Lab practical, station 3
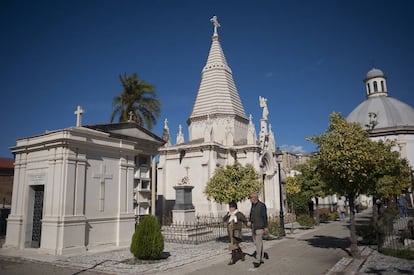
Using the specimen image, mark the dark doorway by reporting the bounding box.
[31,185,44,248]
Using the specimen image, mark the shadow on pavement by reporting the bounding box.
[301,235,352,256]
[362,266,413,274]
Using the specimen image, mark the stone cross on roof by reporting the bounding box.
[74,105,84,127]
[210,15,220,36]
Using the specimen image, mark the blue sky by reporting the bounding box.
[1,0,414,158]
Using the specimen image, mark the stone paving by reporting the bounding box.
[51,241,232,274]
[358,248,414,275]
[1,210,414,274]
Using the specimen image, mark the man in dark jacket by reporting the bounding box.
[247,192,269,267]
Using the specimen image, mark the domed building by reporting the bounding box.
[347,68,414,205]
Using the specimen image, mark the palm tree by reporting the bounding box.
[110,73,161,130]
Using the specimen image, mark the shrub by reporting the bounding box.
[377,207,399,235]
[381,248,414,260]
[130,215,164,260]
[356,220,377,245]
[320,213,329,223]
[328,212,339,221]
[357,207,399,247]
[268,221,283,237]
[297,214,316,228]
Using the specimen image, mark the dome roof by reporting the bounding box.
[348,67,414,130]
[365,68,385,80]
[347,96,414,129]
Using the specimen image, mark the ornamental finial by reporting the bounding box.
[210,15,220,36]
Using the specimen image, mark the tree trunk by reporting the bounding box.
[315,197,320,225]
[372,197,379,224]
[348,194,360,258]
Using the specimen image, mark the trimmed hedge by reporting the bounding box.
[130,215,164,260]
[297,214,316,228]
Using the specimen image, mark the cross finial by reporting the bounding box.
[210,15,220,36]
[74,105,84,127]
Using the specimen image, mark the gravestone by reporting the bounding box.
[163,183,212,243]
[172,185,195,223]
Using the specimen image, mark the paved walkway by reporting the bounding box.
[1,209,413,274]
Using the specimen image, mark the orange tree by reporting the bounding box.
[204,162,261,204]
[292,158,331,225]
[285,175,307,215]
[307,113,411,257]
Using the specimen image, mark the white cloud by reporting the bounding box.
[280,144,306,154]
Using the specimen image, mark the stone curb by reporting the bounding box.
[326,246,373,275]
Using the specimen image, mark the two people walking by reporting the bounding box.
[223,192,269,268]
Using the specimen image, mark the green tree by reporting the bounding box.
[285,176,301,195]
[111,73,161,130]
[285,176,308,215]
[204,162,261,204]
[293,159,331,225]
[370,141,412,199]
[308,113,411,258]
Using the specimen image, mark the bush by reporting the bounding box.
[356,221,377,245]
[357,207,399,247]
[381,248,414,260]
[328,212,339,221]
[319,212,338,222]
[268,221,283,237]
[377,207,399,235]
[130,215,164,260]
[297,214,316,228]
[319,213,330,223]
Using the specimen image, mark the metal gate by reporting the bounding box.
[31,185,44,248]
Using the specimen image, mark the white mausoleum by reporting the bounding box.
[157,16,282,217]
[5,115,164,255]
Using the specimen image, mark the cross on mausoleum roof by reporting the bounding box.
[74,105,84,127]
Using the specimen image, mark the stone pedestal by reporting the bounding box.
[172,185,195,224]
[164,185,213,243]
[171,209,196,224]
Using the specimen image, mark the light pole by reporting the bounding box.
[275,148,285,236]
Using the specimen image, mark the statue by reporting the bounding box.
[128,111,134,122]
[179,176,190,185]
[259,96,269,120]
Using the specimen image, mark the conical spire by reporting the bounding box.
[189,16,247,122]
